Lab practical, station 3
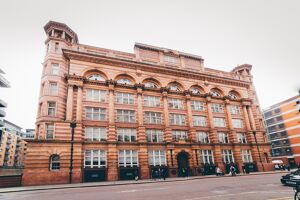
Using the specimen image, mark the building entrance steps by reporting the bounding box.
[0,170,290,193]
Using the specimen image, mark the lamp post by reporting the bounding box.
[253,131,265,171]
[69,121,77,184]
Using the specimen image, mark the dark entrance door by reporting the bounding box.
[288,158,296,168]
[177,152,189,177]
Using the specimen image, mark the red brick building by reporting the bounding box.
[22,21,273,186]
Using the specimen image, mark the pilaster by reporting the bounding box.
[186,93,196,141]
[108,83,116,142]
[66,85,74,121]
[206,96,214,129]
[137,87,146,142]
[76,86,83,121]
[107,144,118,181]
[162,90,172,142]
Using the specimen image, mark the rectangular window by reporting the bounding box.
[85,127,107,141]
[86,89,106,102]
[230,105,241,115]
[172,130,188,141]
[51,63,59,75]
[148,150,166,166]
[237,133,247,143]
[117,128,137,142]
[168,98,183,109]
[118,150,138,167]
[49,82,58,95]
[221,149,234,164]
[198,150,214,164]
[47,102,56,116]
[46,124,54,139]
[170,114,186,125]
[241,149,252,163]
[144,112,162,124]
[190,101,205,111]
[213,117,226,127]
[116,109,135,123]
[196,132,209,143]
[84,150,106,168]
[218,132,229,143]
[144,95,160,107]
[85,107,106,120]
[146,129,164,142]
[192,116,207,126]
[211,103,224,113]
[116,92,134,104]
[232,119,244,128]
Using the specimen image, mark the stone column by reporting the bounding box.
[137,86,146,142]
[206,97,214,129]
[247,106,256,131]
[225,100,237,143]
[107,144,118,181]
[242,105,251,131]
[76,86,83,121]
[139,145,149,179]
[107,83,116,142]
[213,145,225,172]
[66,85,74,121]
[186,93,196,141]
[206,96,216,143]
[162,90,172,142]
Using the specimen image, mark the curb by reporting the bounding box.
[0,171,288,193]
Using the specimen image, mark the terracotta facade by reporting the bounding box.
[263,95,300,166]
[23,21,273,186]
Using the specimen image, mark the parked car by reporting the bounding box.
[281,169,300,186]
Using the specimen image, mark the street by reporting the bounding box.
[0,173,295,200]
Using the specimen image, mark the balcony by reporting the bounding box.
[0,109,6,117]
[0,99,7,108]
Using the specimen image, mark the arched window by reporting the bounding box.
[168,83,182,92]
[116,78,132,85]
[210,89,221,97]
[50,154,60,171]
[144,82,157,88]
[228,91,239,100]
[169,85,180,91]
[190,87,201,95]
[88,74,105,81]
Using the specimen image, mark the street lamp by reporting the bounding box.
[69,121,77,184]
[253,131,265,172]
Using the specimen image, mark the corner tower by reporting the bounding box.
[23,21,83,185]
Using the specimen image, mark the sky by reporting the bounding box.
[0,0,299,129]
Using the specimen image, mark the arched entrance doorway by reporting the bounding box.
[177,151,189,177]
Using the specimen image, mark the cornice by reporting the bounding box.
[62,49,251,88]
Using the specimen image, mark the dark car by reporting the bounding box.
[281,169,300,186]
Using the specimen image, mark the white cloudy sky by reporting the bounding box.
[0,0,299,129]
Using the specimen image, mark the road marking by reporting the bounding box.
[184,190,292,200]
[118,187,169,193]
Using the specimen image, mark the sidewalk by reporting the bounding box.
[0,170,289,193]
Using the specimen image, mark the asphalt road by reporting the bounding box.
[0,173,295,200]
